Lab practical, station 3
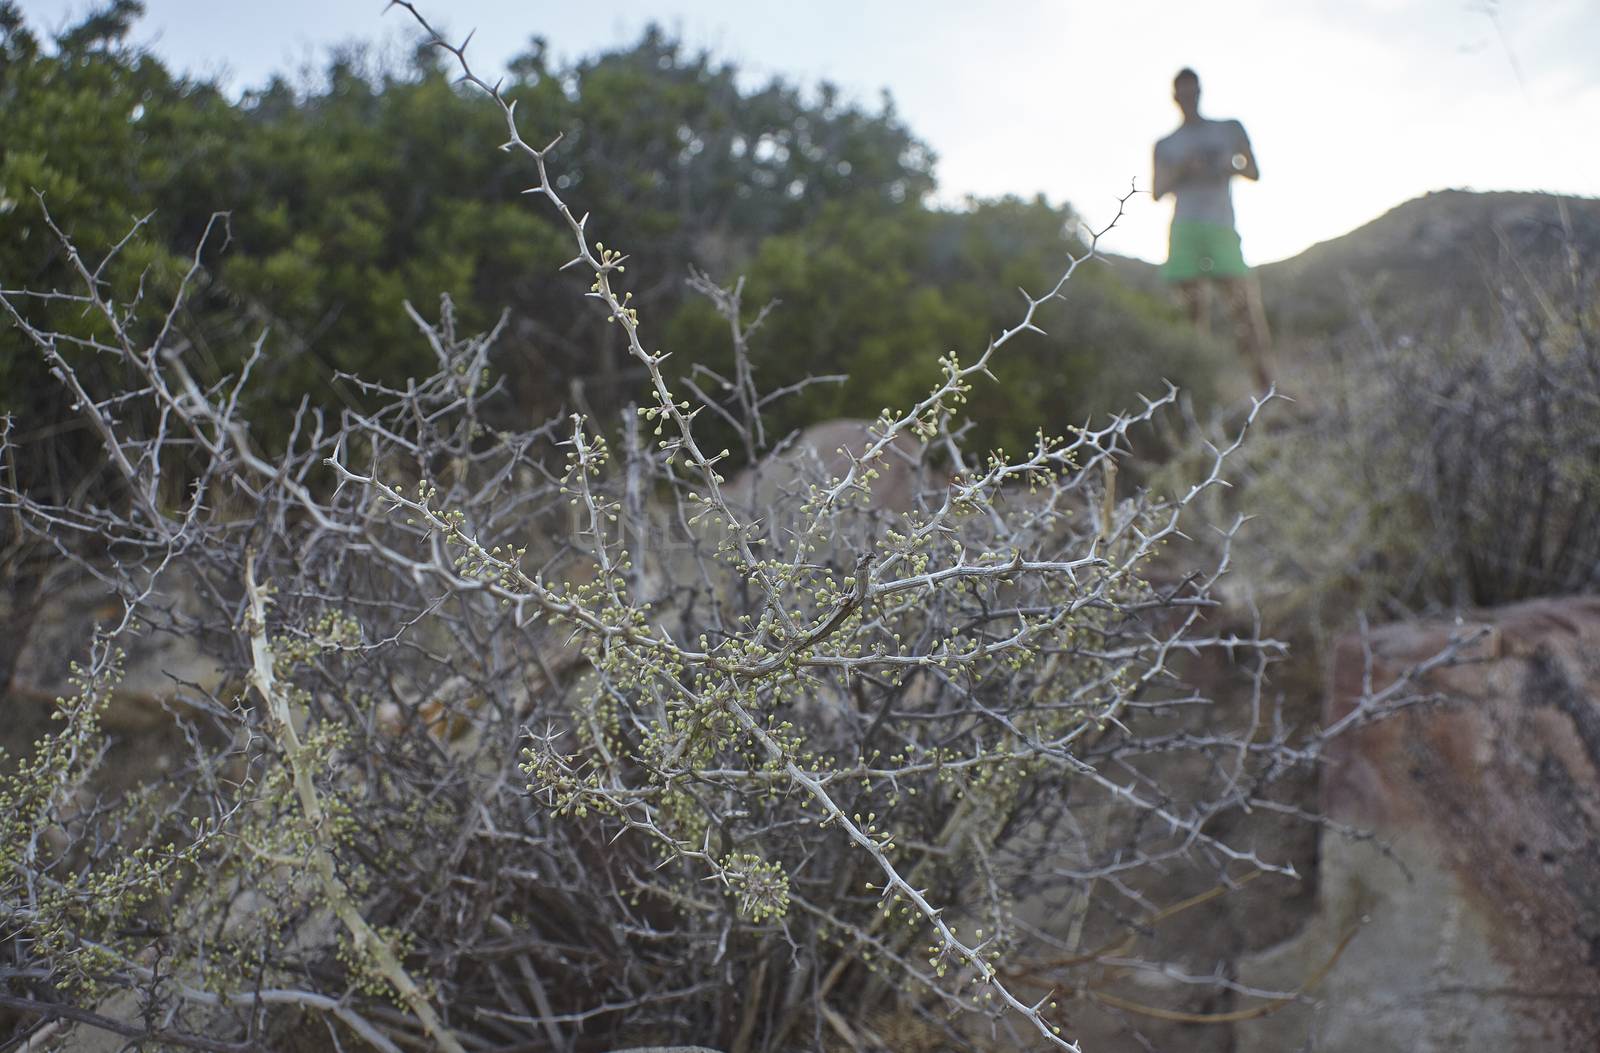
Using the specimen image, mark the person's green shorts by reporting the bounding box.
[1163,221,1249,282]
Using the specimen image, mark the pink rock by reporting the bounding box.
[1241,596,1600,1052]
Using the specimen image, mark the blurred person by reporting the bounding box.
[1153,67,1273,389]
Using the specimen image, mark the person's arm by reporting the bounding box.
[1156,137,1225,197]
[1229,121,1259,181]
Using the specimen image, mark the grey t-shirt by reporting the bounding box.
[1153,118,1251,228]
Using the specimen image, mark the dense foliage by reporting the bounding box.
[0,0,1209,481]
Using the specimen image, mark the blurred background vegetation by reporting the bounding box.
[4,0,1598,628]
[0,0,1216,486]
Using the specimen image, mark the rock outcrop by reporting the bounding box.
[6,572,227,716]
[1241,595,1600,1052]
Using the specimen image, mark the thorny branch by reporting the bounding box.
[0,6,1474,1051]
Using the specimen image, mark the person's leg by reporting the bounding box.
[1219,275,1272,390]
[1164,221,1209,330]
[1175,279,1209,332]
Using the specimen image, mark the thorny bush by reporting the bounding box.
[0,7,1451,1052]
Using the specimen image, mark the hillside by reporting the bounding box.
[1104,189,1600,345]
[1260,189,1600,341]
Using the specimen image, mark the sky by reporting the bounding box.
[19,0,1600,263]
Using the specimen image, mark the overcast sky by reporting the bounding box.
[20,0,1600,263]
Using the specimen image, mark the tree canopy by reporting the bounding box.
[1,0,1212,472]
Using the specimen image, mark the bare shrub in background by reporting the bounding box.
[0,9,1461,1052]
[1224,247,1600,636]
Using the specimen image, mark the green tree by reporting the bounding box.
[668,195,1217,455]
[2,1,1215,484]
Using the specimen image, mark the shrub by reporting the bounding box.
[1228,249,1600,631]
[0,8,1448,1051]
